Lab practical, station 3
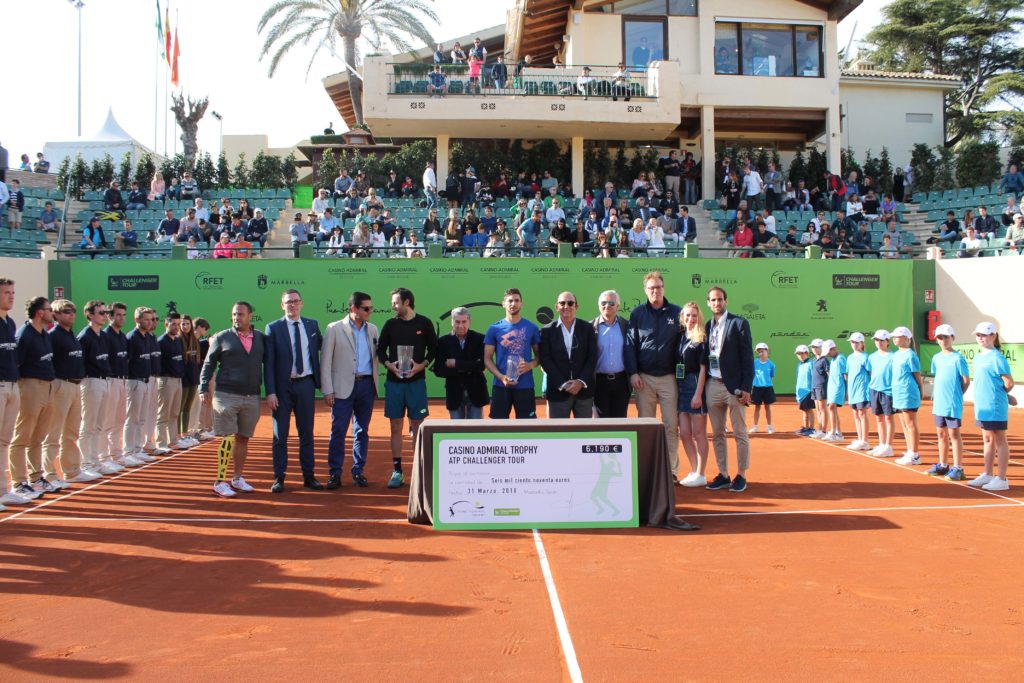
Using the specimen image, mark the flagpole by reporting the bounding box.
[154,48,159,154]
[164,67,169,157]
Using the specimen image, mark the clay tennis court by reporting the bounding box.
[1,399,1021,681]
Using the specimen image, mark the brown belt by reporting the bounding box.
[59,378,83,385]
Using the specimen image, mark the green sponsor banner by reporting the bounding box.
[58,258,916,394]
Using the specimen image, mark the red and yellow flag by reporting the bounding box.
[171,27,180,86]
[164,5,172,67]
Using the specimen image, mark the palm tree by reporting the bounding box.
[257,0,438,127]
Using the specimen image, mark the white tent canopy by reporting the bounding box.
[44,109,161,168]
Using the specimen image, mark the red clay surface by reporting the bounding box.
[1,399,1021,681]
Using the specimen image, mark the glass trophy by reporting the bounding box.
[505,354,522,383]
[397,345,414,378]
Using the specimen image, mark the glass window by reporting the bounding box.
[624,19,666,70]
[795,26,822,77]
[714,23,739,75]
[742,24,794,77]
[668,0,697,16]
[614,0,666,14]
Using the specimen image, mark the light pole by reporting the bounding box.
[211,111,224,157]
[68,0,84,137]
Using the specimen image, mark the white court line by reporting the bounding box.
[686,502,1021,518]
[532,529,584,683]
[5,516,408,523]
[801,436,1024,507]
[0,449,190,525]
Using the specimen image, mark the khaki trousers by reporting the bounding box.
[10,378,55,483]
[103,377,128,458]
[143,379,159,448]
[43,379,83,480]
[635,372,680,474]
[124,379,150,454]
[79,377,110,468]
[155,377,182,449]
[706,378,750,474]
[0,381,20,492]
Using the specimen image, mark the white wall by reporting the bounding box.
[0,258,49,322]
[935,257,1022,343]
[841,81,948,167]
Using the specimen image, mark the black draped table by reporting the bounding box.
[407,418,698,531]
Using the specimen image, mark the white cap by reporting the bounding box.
[821,339,836,352]
[755,342,769,351]
[933,323,955,337]
[254,207,263,214]
[848,332,865,343]
[810,338,823,348]
[873,329,890,341]
[795,344,809,354]
[974,321,998,336]
[891,326,913,339]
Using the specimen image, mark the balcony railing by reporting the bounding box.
[386,64,658,100]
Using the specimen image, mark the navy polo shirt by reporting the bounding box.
[0,315,19,381]
[147,333,161,377]
[16,322,55,381]
[103,326,129,377]
[126,328,151,380]
[78,326,111,379]
[158,333,184,378]
[49,325,85,381]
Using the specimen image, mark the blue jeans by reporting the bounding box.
[683,178,697,205]
[521,238,537,256]
[327,377,375,476]
[424,188,438,209]
[448,399,484,419]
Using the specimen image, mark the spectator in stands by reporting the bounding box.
[883,219,905,252]
[659,205,681,244]
[460,167,479,210]
[467,52,484,95]
[1000,196,1018,228]
[819,231,838,259]
[491,218,512,251]
[433,43,447,64]
[833,208,857,236]
[124,180,148,210]
[752,222,779,257]
[103,180,123,213]
[166,176,181,200]
[422,161,438,210]
[624,218,647,255]
[315,207,338,247]
[149,172,166,201]
[514,53,533,88]
[852,221,873,255]
[861,189,880,220]
[337,187,361,225]
[783,225,802,253]
[157,208,179,243]
[800,221,820,246]
[37,201,58,232]
[189,197,208,224]
[186,236,202,259]
[310,189,329,216]
[113,219,138,251]
[383,171,400,199]
[999,163,1024,198]
[763,162,782,212]
[331,169,352,199]
[179,207,199,238]
[369,222,387,252]
[517,209,543,256]
[235,199,254,222]
[406,231,425,258]
[959,226,984,258]
[426,65,447,98]
[353,170,370,196]
[5,179,23,228]
[491,54,508,90]
[179,171,198,201]
[796,179,813,210]
[742,164,764,211]
[723,171,741,210]
[823,169,847,211]
[549,217,573,248]
[575,65,594,98]
[246,208,269,247]
[845,193,865,223]
[732,221,754,257]
[213,231,235,259]
[760,207,776,235]
[592,230,612,258]
[289,212,308,257]
[18,154,31,171]
[450,41,467,64]
[421,206,441,241]
[33,153,50,173]
[781,181,798,210]
[1004,212,1024,253]
[325,225,345,256]
[401,176,415,197]
[389,227,408,254]
[361,187,384,214]
[611,62,630,101]
[928,211,961,244]
[80,216,106,251]
[350,223,370,257]
[545,197,566,228]
[876,193,895,223]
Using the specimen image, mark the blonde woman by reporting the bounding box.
[677,302,710,487]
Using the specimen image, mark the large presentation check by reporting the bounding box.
[432,432,639,530]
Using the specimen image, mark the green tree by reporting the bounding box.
[71,155,88,199]
[955,140,1002,188]
[934,145,956,190]
[250,151,279,188]
[56,157,72,197]
[118,152,133,187]
[862,149,880,188]
[865,0,1024,146]
[788,146,808,186]
[841,147,862,179]
[233,152,250,188]
[280,152,299,190]
[877,148,894,195]
[257,0,437,127]
[317,149,339,191]
[216,152,231,188]
[194,151,217,192]
[134,152,156,191]
[806,147,828,192]
[909,143,938,192]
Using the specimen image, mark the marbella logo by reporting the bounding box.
[770,271,799,288]
[257,274,268,290]
[194,272,224,290]
[257,276,305,289]
[691,273,702,288]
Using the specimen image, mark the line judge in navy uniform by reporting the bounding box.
[265,288,323,493]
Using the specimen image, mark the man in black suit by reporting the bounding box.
[703,286,754,493]
[591,290,634,418]
[265,289,323,493]
[433,307,488,419]
[679,205,697,243]
[539,291,598,418]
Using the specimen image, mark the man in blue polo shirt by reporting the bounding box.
[46,299,93,486]
[0,279,33,507]
[103,302,139,468]
[124,307,157,463]
[10,297,57,497]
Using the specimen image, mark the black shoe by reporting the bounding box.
[352,472,369,488]
[729,475,747,492]
[270,477,285,494]
[303,475,324,491]
[326,474,342,490]
[706,473,732,490]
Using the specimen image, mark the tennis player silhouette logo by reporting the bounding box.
[590,453,622,516]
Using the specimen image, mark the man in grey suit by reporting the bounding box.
[539,291,597,418]
[320,291,379,489]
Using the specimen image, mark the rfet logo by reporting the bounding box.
[770,271,799,288]
[194,272,224,290]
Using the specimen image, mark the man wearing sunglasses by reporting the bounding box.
[321,291,379,490]
[539,292,597,418]
[590,290,634,418]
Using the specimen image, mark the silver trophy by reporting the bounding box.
[505,354,522,383]
[397,345,414,378]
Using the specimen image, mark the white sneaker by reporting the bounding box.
[873,445,895,458]
[213,481,236,498]
[846,440,865,451]
[230,476,254,493]
[118,454,143,467]
[0,490,33,506]
[982,477,1010,491]
[895,452,921,465]
[811,430,827,439]
[173,440,191,450]
[67,470,101,483]
[152,447,172,455]
[823,432,842,442]
[32,478,59,493]
[749,425,759,433]
[97,461,121,475]
[49,478,71,490]
[185,436,201,446]
[968,473,995,487]
[134,452,156,463]
[106,460,126,472]
[680,473,707,488]
[200,430,216,441]
[766,425,775,434]
[82,467,103,479]
[14,482,43,499]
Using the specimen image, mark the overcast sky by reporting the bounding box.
[3,0,884,163]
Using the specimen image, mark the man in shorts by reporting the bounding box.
[377,288,437,489]
[199,302,267,498]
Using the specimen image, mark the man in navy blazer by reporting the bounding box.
[539,291,598,418]
[703,286,754,493]
[265,289,323,492]
[679,206,698,242]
